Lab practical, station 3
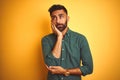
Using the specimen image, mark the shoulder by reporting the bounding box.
[69,30,89,47]
[69,29,86,40]
[42,33,55,41]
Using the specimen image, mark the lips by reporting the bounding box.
[56,24,63,28]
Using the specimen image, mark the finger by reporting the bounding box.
[52,23,57,30]
[45,64,49,69]
[51,24,54,29]
[51,23,55,28]
[47,67,53,71]
[49,66,58,69]
[48,66,54,70]
[48,67,56,73]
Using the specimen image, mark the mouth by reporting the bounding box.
[56,24,63,28]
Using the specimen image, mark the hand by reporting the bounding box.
[51,24,63,38]
[47,66,66,75]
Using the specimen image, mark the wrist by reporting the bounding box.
[64,69,70,76]
[57,35,63,40]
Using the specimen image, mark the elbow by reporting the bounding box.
[87,60,93,74]
[87,62,93,74]
[80,65,93,76]
[88,66,93,74]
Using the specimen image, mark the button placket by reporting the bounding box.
[62,39,65,52]
[61,39,65,65]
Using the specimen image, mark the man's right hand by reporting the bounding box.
[51,24,63,38]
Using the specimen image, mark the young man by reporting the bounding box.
[41,4,93,80]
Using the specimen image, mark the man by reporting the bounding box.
[41,4,93,80]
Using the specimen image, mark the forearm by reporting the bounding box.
[64,68,82,76]
[52,36,62,58]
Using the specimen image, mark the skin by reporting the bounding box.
[47,9,82,76]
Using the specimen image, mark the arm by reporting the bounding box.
[52,36,62,58]
[47,66,82,76]
[65,68,82,76]
[79,36,93,76]
[42,38,57,66]
[41,24,63,66]
[51,24,63,58]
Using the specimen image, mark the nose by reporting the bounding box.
[56,17,60,23]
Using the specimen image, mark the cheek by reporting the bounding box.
[59,19,66,24]
[51,20,56,24]
[62,19,67,24]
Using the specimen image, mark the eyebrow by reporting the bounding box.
[51,13,64,17]
[58,14,64,16]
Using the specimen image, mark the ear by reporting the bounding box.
[67,16,70,22]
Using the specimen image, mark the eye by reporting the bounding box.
[51,16,56,20]
[59,14,64,19]
[52,17,55,20]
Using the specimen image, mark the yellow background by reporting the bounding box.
[1,0,120,80]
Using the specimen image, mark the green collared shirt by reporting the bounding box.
[41,29,93,80]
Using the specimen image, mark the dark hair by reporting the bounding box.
[48,4,68,15]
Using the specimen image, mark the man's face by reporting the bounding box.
[50,10,68,32]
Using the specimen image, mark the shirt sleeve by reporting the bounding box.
[41,37,59,66]
[79,36,93,76]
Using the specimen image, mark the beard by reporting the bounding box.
[56,21,67,32]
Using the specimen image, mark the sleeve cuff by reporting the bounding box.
[45,52,60,66]
[79,66,87,76]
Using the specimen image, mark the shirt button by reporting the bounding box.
[61,77,64,80]
[62,48,64,51]
[62,58,64,61]
[48,55,50,57]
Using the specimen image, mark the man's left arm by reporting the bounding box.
[79,36,93,76]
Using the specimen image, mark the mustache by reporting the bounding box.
[56,23,64,27]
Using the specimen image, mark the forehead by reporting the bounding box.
[51,10,67,16]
